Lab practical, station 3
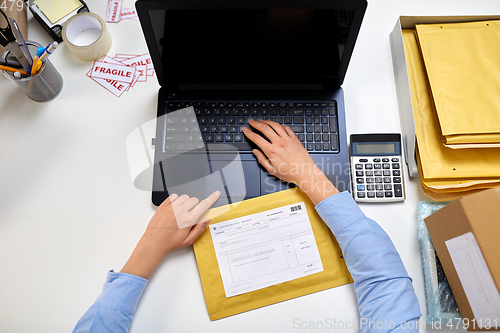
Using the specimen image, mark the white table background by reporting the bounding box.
[1,0,498,332]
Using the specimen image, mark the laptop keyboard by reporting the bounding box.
[165,101,339,153]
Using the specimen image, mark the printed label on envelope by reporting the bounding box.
[210,201,324,298]
[446,232,500,327]
[90,61,136,84]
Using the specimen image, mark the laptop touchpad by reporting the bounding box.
[208,160,261,203]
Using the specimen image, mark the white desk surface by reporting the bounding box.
[1,1,499,332]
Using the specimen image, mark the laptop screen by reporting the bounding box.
[139,2,366,85]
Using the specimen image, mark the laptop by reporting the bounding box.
[136,0,367,207]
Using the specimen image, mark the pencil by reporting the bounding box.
[30,56,40,76]
[0,64,28,75]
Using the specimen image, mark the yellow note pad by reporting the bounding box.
[402,29,500,181]
[193,188,352,321]
[36,0,82,24]
[416,21,500,138]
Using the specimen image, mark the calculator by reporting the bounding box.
[350,134,405,202]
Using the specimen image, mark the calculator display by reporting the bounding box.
[356,143,395,154]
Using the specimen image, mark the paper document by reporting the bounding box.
[210,202,324,298]
[446,232,500,327]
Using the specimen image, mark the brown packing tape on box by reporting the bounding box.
[193,188,352,321]
[424,186,500,331]
[0,2,28,55]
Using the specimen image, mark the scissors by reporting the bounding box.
[0,8,32,71]
[0,8,16,47]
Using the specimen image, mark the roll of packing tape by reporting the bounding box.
[62,12,112,61]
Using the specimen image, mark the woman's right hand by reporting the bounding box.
[243,120,339,205]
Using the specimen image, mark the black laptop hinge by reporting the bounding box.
[178,83,324,91]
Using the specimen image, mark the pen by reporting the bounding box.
[39,41,58,62]
[0,64,27,75]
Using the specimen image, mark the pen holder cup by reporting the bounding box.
[1,41,63,102]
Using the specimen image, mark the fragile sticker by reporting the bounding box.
[120,53,153,70]
[121,8,138,20]
[90,61,136,84]
[106,0,123,23]
[87,53,155,98]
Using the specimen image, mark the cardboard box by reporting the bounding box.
[389,15,500,177]
[425,186,500,331]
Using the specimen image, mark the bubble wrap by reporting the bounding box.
[417,201,461,324]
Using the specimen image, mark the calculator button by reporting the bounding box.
[385,191,393,198]
[376,184,383,191]
[382,158,389,162]
[367,185,375,191]
[383,170,391,176]
[373,158,381,162]
[357,192,366,198]
[393,170,401,176]
[356,171,364,177]
[376,191,384,198]
[393,177,402,183]
[374,170,382,176]
[384,184,392,190]
[357,185,365,191]
[394,184,403,197]
[374,164,381,169]
[382,163,390,169]
[365,171,373,176]
[367,192,375,198]
[356,178,364,184]
[365,163,373,169]
[392,163,400,169]
[392,158,399,162]
[366,178,374,183]
[384,177,391,183]
[355,164,363,170]
[375,177,383,183]
[359,158,368,162]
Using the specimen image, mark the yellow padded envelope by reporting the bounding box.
[415,21,500,141]
[402,29,500,182]
[444,134,500,148]
[416,148,500,201]
[193,188,352,321]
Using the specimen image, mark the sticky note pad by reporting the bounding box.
[36,0,82,24]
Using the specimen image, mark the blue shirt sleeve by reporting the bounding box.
[315,191,421,332]
[73,270,148,333]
